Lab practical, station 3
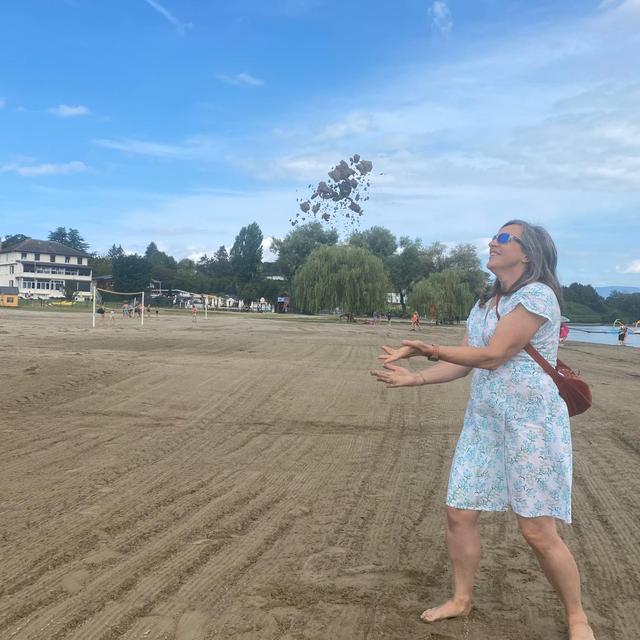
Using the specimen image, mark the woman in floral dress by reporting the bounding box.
[372,220,594,640]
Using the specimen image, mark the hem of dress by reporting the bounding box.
[511,507,572,525]
[446,500,571,524]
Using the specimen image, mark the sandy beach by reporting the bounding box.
[0,309,638,640]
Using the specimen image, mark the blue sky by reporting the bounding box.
[1,0,639,286]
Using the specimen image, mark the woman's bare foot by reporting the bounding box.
[420,598,472,623]
[569,622,595,640]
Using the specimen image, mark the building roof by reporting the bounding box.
[0,238,91,258]
[0,286,19,295]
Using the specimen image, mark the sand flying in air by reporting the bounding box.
[292,155,373,231]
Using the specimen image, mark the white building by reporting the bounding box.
[0,239,93,300]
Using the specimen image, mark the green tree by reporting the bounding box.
[1,233,29,249]
[562,301,602,323]
[66,228,89,252]
[407,269,475,323]
[64,280,76,301]
[230,222,263,288]
[293,245,390,315]
[444,243,488,299]
[211,245,231,279]
[385,241,424,313]
[563,283,605,314]
[107,244,125,260]
[348,226,397,259]
[604,292,640,323]
[196,254,214,276]
[89,253,113,277]
[48,227,89,251]
[48,227,69,244]
[271,222,338,285]
[112,254,151,293]
[145,242,176,269]
[420,241,448,274]
[238,278,281,306]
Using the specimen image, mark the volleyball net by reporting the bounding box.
[92,287,145,327]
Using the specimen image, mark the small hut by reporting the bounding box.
[0,286,19,307]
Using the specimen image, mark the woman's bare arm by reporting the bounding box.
[372,333,471,387]
[389,305,546,371]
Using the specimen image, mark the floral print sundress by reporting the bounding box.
[446,282,572,523]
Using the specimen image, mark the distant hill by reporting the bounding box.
[595,286,640,298]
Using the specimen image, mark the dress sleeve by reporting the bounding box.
[501,283,557,323]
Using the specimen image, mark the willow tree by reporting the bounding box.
[293,245,390,315]
[407,269,474,322]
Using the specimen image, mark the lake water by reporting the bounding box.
[567,324,640,349]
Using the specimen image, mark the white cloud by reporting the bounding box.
[240,151,347,182]
[48,104,90,117]
[216,72,265,87]
[597,0,640,21]
[94,135,219,160]
[617,260,640,273]
[472,237,492,257]
[187,250,206,262]
[105,189,294,258]
[316,112,373,141]
[1,160,88,177]
[143,0,192,34]
[261,235,276,261]
[429,1,453,35]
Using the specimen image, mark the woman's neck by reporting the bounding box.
[494,266,526,293]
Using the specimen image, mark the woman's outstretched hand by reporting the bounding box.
[370,363,419,387]
[378,341,433,364]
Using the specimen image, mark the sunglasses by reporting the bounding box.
[492,232,523,246]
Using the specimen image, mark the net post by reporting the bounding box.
[141,292,145,327]
[92,284,96,328]
[205,295,208,320]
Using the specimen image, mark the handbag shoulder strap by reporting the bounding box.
[493,293,560,380]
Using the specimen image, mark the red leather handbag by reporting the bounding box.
[522,345,592,417]
[494,296,592,417]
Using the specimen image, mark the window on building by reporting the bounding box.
[65,256,71,263]
[77,257,83,265]
[34,253,40,260]
[21,252,27,259]
[9,265,14,274]
[6,297,14,303]
[24,280,35,288]
[9,280,14,287]
[50,254,56,262]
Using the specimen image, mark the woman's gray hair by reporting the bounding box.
[480,219,563,307]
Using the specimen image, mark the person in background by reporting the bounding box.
[617,324,628,345]
[559,322,570,343]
